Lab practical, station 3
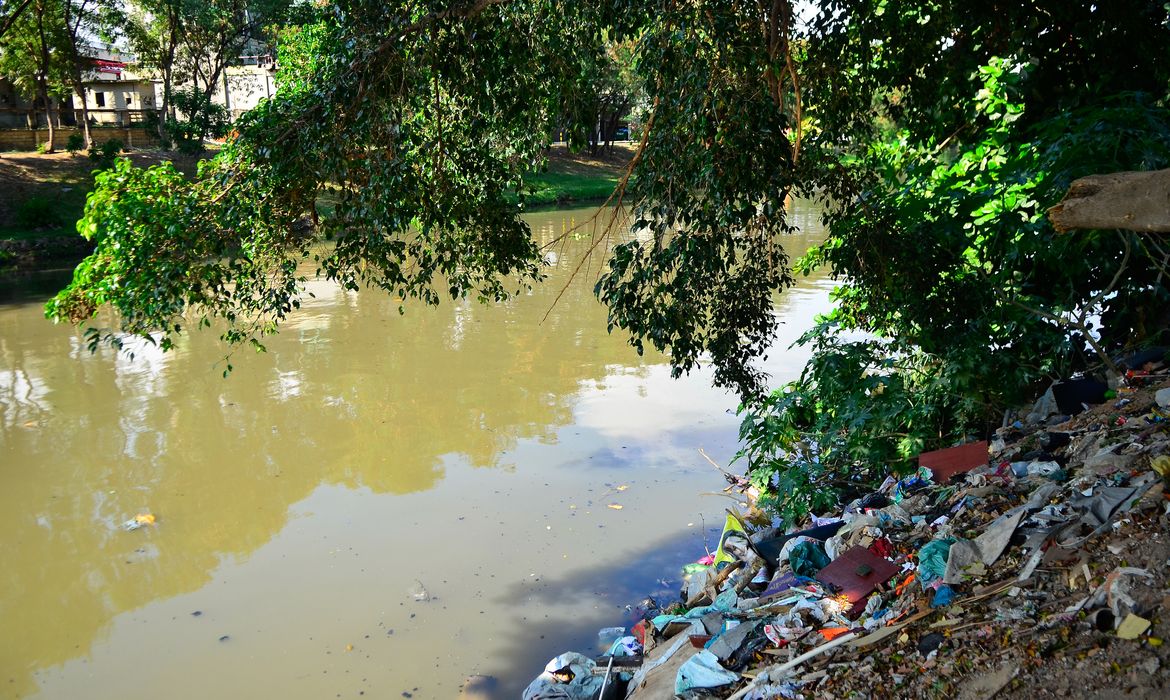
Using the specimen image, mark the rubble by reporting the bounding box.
[523,374,1170,698]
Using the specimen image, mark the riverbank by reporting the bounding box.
[523,374,1170,699]
[522,143,634,208]
[0,150,209,272]
[0,144,633,273]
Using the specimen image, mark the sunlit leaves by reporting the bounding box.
[597,1,800,398]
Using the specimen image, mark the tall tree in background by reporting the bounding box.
[0,0,69,149]
[123,0,287,146]
[0,0,36,40]
[123,0,185,141]
[176,0,285,107]
[59,0,112,148]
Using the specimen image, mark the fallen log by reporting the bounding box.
[1048,168,1170,233]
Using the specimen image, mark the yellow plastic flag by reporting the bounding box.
[714,512,749,566]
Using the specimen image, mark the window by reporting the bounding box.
[94,92,105,107]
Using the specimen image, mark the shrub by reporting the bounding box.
[14,196,64,230]
[66,133,85,154]
[88,138,124,170]
[735,323,979,526]
[167,88,230,154]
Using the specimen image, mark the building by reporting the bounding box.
[0,46,156,129]
[1,41,279,142]
[75,51,158,126]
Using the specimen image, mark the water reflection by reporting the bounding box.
[0,203,832,699]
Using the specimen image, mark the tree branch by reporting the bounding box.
[0,0,34,40]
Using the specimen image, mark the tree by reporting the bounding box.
[49,1,806,393]
[0,0,36,40]
[173,0,286,108]
[735,0,1170,522]
[122,0,289,147]
[558,36,641,155]
[59,0,116,149]
[46,1,1170,503]
[121,0,181,140]
[0,0,71,149]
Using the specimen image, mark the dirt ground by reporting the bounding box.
[543,142,637,176]
[0,150,206,224]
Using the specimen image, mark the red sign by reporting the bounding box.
[91,59,126,76]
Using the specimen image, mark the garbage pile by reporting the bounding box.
[524,374,1170,699]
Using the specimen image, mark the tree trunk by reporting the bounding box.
[1049,169,1170,233]
[603,109,622,154]
[35,0,54,152]
[63,0,94,149]
[71,80,91,148]
[38,86,55,151]
[158,8,179,145]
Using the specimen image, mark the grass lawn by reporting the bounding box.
[0,153,94,241]
[521,143,634,208]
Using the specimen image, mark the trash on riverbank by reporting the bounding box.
[522,373,1170,698]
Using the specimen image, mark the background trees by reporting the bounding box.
[1,0,135,150]
[0,0,70,150]
[121,0,289,148]
[45,0,1170,520]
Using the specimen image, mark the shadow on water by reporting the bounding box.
[0,202,830,699]
[0,268,73,307]
[486,527,718,698]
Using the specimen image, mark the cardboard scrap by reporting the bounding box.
[1117,614,1151,640]
[847,622,907,649]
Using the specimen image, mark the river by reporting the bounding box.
[0,202,831,699]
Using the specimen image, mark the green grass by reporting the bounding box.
[0,224,80,241]
[521,170,622,207]
[1,189,88,242]
[0,150,208,246]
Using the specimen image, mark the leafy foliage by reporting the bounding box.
[0,0,73,123]
[804,66,1170,402]
[65,131,85,153]
[596,1,801,395]
[167,86,229,153]
[737,323,980,525]
[87,137,123,169]
[49,1,607,358]
[15,195,64,229]
[41,1,1170,520]
[737,1,1170,521]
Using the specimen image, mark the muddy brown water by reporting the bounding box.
[0,203,830,699]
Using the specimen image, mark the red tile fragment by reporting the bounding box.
[816,546,900,605]
[918,440,989,482]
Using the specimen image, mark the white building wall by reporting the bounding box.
[210,65,276,119]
